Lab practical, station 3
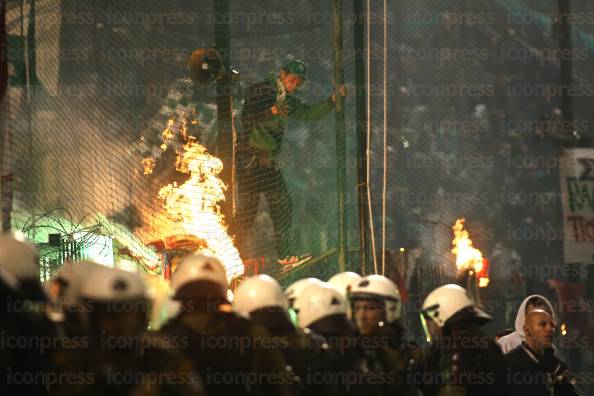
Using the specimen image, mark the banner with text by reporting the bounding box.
[560,148,594,264]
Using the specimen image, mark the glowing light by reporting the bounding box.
[452,218,489,287]
[116,259,137,273]
[157,138,243,282]
[143,109,244,283]
[478,277,490,288]
[561,323,567,336]
[142,158,156,175]
[74,232,115,267]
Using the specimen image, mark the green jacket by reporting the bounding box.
[240,73,335,158]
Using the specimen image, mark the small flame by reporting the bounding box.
[561,323,567,336]
[452,218,483,271]
[452,218,489,287]
[162,119,175,147]
[142,157,156,175]
[478,277,490,288]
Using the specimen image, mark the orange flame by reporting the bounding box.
[142,157,156,175]
[451,218,484,273]
[157,139,244,281]
[143,112,243,282]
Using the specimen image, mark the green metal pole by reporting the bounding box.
[0,1,7,101]
[214,0,234,218]
[332,0,347,272]
[26,0,36,85]
[0,2,6,231]
[353,0,368,275]
[557,0,573,131]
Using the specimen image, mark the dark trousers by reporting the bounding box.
[235,161,293,258]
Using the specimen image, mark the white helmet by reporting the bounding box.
[79,265,148,301]
[0,232,39,280]
[284,277,323,308]
[349,274,401,323]
[234,274,288,315]
[49,261,104,306]
[0,232,47,301]
[171,254,228,300]
[327,272,361,297]
[421,284,491,331]
[297,283,348,328]
[0,267,19,291]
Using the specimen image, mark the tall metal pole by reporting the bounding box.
[0,0,7,102]
[0,2,6,231]
[558,0,573,129]
[214,0,234,219]
[332,0,347,272]
[353,0,368,274]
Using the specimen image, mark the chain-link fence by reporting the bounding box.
[1,0,593,381]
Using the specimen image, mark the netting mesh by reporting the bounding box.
[2,0,593,385]
[2,0,593,333]
[1,0,360,282]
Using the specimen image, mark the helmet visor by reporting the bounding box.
[288,307,299,326]
[420,311,432,343]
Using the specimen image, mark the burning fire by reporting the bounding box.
[451,218,489,287]
[143,117,243,282]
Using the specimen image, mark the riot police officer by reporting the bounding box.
[284,277,324,311]
[328,272,361,320]
[45,260,103,336]
[413,284,507,396]
[50,263,203,396]
[296,282,383,396]
[159,254,297,396]
[349,274,418,395]
[235,274,337,396]
[0,233,56,395]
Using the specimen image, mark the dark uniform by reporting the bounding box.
[249,307,338,396]
[159,305,297,396]
[411,321,507,396]
[237,71,335,257]
[0,277,56,395]
[505,343,582,396]
[49,333,204,396]
[362,321,419,396]
[306,313,384,396]
[48,262,204,396]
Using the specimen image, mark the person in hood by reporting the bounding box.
[505,309,582,396]
[497,295,556,354]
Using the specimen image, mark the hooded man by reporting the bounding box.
[505,309,582,396]
[497,295,556,354]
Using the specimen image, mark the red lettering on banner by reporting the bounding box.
[567,215,594,241]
